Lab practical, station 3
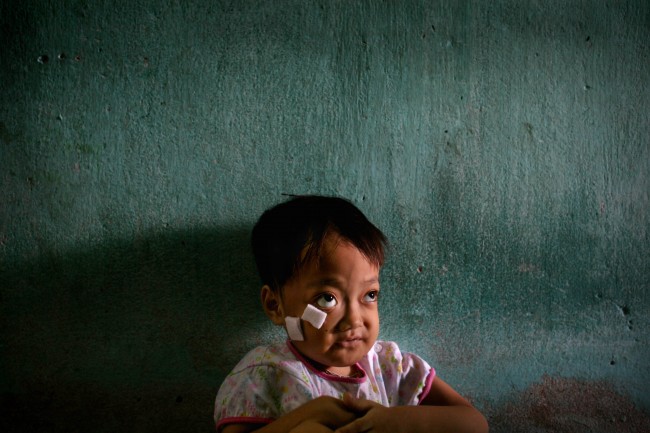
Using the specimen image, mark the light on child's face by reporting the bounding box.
[279,237,381,372]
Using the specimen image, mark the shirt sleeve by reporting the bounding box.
[398,349,435,405]
[377,341,435,406]
[214,363,314,431]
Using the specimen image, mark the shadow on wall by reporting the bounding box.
[0,226,268,433]
[3,228,650,433]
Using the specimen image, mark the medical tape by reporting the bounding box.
[301,304,327,329]
[285,316,304,341]
[284,304,328,341]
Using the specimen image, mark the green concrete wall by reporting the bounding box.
[2,1,649,431]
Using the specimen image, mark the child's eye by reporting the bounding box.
[315,293,338,308]
[364,290,379,303]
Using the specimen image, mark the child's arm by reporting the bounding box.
[221,395,358,433]
[334,377,488,433]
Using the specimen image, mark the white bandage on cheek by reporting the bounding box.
[284,304,328,341]
[301,304,327,329]
[285,316,304,341]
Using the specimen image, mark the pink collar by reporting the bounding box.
[286,340,367,384]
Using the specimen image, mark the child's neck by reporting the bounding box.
[325,365,361,378]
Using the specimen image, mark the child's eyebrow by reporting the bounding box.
[362,277,380,285]
[308,278,342,288]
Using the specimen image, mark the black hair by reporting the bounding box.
[251,195,387,292]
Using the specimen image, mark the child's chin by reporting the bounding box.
[328,346,369,363]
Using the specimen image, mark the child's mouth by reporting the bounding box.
[336,337,364,348]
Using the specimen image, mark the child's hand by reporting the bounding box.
[224,396,356,433]
[334,394,396,433]
[304,395,358,429]
[335,382,490,433]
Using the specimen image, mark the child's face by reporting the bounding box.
[278,236,380,375]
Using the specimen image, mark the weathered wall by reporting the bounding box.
[1,1,649,432]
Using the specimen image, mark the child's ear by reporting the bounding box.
[261,285,285,326]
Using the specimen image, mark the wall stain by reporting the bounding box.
[523,122,534,141]
[488,375,650,433]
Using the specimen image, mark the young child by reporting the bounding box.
[213,195,488,433]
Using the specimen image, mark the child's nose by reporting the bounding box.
[338,302,363,330]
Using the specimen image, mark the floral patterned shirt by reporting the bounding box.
[213,340,435,431]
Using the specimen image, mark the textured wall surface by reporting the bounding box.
[1,1,649,432]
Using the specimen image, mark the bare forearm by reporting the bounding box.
[386,405,488,433]
[241,417,331,433]
[222,410,332,433]
[334,404,488,433]
[222,414,329,433]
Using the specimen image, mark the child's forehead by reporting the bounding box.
[301,237,379,274]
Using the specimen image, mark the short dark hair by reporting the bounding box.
[251,195,387,292]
